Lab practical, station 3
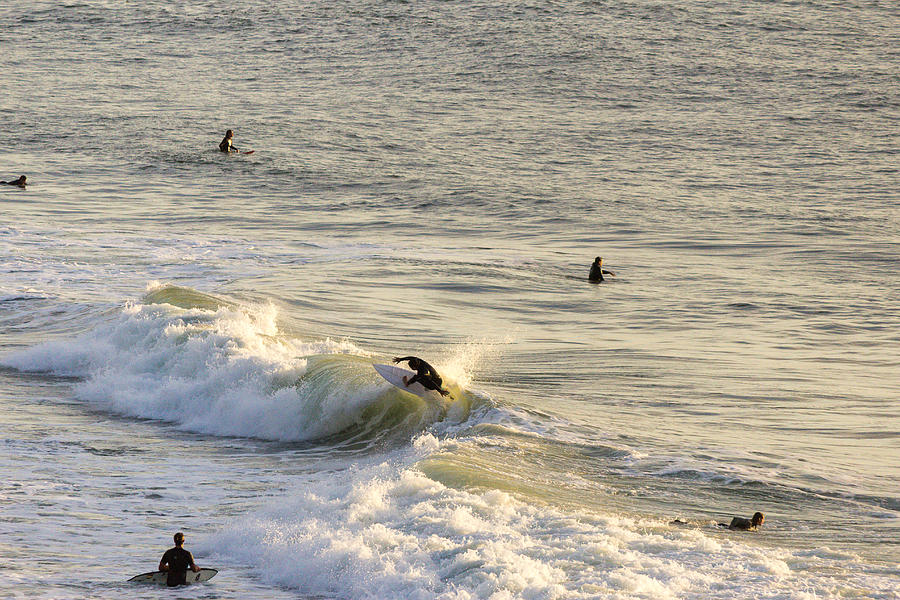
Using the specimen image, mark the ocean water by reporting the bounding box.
[1,0,898,598]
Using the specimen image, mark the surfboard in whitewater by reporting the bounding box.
[128,568,218,584]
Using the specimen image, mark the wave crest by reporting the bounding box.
[1,287,453,443]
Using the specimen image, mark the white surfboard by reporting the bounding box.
[128,568,218,584]
[373,363,449,403]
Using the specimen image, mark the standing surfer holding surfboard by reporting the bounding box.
[159,532,201,587]
[393,356,450,397]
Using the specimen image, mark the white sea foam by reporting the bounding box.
[0,298,389,441]
[204,434,895,600]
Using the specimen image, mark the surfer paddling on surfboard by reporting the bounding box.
[159,532,201,587]
[1,175,26,188]
[719,512,765,531]
[393,356,451,397]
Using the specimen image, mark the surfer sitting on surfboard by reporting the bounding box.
[219,129,239,153]
[159,532,201,587]
[393,356,450,397]
[589,256,615,283]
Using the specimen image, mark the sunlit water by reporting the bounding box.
[1,1,898,598]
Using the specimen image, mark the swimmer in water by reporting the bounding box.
[1,175,26,187]
[718,512,764,531]
[393,356,451,397]
[589,256,615,283]
[219,130,239,153]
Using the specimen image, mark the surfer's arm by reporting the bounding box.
[602,270,615,276]
[188,552,200,572]
[393,356,415,364]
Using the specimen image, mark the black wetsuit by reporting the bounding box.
[727,517,755,530]
[219,135,240,154]
[589,262,614,282]
[717,516,759,531]
[2,177,26,187]
[396,357,444,392]
[160,546,197,587]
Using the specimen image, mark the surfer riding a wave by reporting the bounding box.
[393,356,451,397]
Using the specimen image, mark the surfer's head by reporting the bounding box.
[225,129,233,138]
[18,176,26,183]
[594,256,601,265]
[174,532,185,545]
[751,512,764,527]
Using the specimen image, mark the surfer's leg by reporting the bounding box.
[418,377,445,393]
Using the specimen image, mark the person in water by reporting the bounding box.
[158,532,201,587]
[219,129,239,153]
[589,256,615,282]
[1,175,26,187]
[718,512,765,531]
[393,356,450,397]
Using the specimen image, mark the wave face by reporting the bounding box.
[1,285,456,443]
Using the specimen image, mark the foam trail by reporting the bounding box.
[204,434,899,600]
